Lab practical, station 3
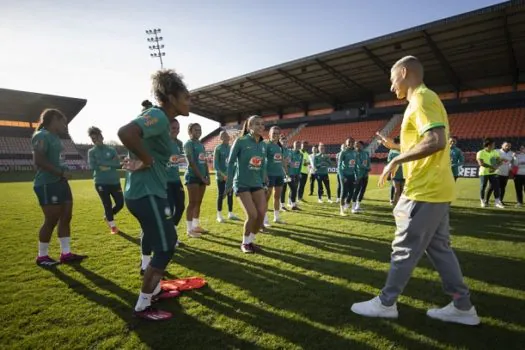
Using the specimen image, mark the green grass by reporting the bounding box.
[0,175,524,349]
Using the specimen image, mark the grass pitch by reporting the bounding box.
[0,175,524,349]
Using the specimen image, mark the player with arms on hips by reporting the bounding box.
[87,127,124,234]
[33,109,86,266]
[118,68,190,321]
[351,56,480,326]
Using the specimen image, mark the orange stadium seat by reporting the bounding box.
[290,119,387,145]
[387,108,525,139]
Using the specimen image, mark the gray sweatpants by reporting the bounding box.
[379,196,472,310]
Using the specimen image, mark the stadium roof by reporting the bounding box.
[0,88,87,123]
[190,1,525,123]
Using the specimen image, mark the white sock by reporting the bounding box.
[38,242,49,257]
[134,292,153,312]
[217,211,223,218]
[153,282,161,295]
[193,218,200,227]
[249,232,256,243]
[108,220,116,228]
[186,221,193,232]
[141,255,151,270]
[274,210,279,220]
[59,237,71,254]
[242,234,251,245]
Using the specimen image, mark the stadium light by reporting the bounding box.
[145,28,165,69]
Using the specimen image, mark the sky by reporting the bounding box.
[0,0,503,144]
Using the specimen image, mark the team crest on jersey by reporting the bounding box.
[249,156,263,168]
[349,159,356,165]
[143,115,158,127]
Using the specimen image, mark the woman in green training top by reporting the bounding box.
[352,140,371,213]
[338,137,357,216]
[263,126,286,226]
[214,131,239,223]
[279,134,291,210]
[118,68,190,321]
[335,143,346,203]
[288,141,304,210]
[87,126,123,234]
[313,143,333,203]
[32,109,86,267]
[184,123,210,237]
[225,115,267,254]
[387,136,404,206]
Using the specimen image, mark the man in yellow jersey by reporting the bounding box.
[351,56,480,326]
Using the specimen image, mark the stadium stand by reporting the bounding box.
[0,89,87,172]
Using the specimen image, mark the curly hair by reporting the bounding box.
[151,69,188,104]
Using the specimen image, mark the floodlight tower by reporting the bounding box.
[146,28,165,69]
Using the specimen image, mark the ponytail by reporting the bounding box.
[35,108,65,133]
[240,120,249,136]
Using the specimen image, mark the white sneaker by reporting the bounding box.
[318,199,323,203]
[427,302,480,326]
[495,200,505,209]
[187,230,201,238]
[263,221,271,228]
[327,199,333,204]
[228,213,239,220]
[336,198,340,203]
[351,297,398,319]
[217,216,225,223]
[480,199,486,208]
[516,203,523,208]
[340,209,347,216]
[273,218,285,224]
[355,202,361,211]
[343,204,349,211]
[351,203,358,214]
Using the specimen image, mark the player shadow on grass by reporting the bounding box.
[177,243,525,349]
[48,265,256,349]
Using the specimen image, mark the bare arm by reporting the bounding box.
[33,151,64,177]
[390,127,446,166]
[376,132,400,151]
[117,122,153,166]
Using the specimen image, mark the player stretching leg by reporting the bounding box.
[88,127,123,234]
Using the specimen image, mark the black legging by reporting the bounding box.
[281,182,288,205]
[298,173,308,200]
[353,176,369,202]
[515,174,525,204]
[167,181,185,226]
[288,175,300,204]
[217,180,233,212]
[487,175,509,202]
[480,175,501,202]
[316,174,331,199]
[95,184,124,222]
[336,174,341,199]
[340,174,357,205]
[309,173,317,195]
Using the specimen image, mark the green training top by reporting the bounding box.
[88,145,121,185]
[314,153,332,175]
[338,148,358,176]
[184,139,209,180]
[167,138,184,183]
[265,141,285,177]
[387,149,404,180]
[289,150,303,176]
[226,133,267,190]
[355,150,371,178]
[124,107,171,200]
[450,146,464,177]
[214,143,230,181]
[31,128,68,187]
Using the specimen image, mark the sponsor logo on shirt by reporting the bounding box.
[249,156,263,169]
[198,153,206,163]
[170,155,185,164]
[349,159,356,166]
[273,153,282,161]
[143,115,158,127]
